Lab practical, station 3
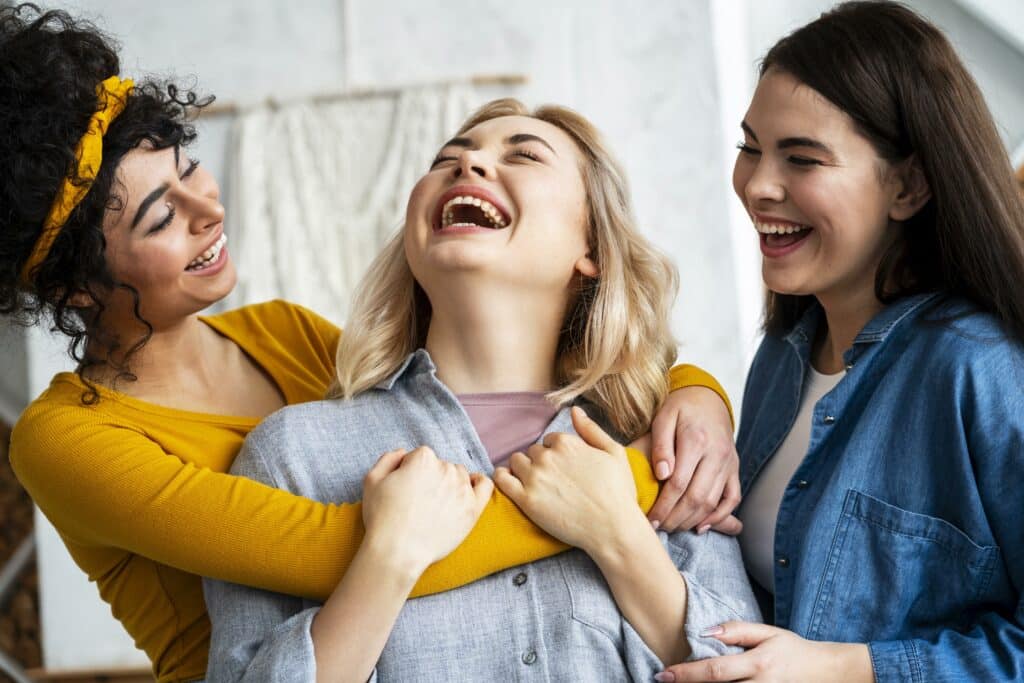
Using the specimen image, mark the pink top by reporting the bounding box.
[457,392,559,467]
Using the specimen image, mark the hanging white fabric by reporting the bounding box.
[223,84,476,325]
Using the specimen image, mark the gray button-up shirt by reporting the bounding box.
[204,350,759,682]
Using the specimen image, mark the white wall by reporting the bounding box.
[12,0,1024,669]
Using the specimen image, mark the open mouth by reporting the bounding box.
[755,220,813,249]
[185,234,227,271]
[433,187,511,232]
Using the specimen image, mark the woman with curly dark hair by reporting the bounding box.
[0,5,738,680]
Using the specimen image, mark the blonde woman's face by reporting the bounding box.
[404,115,596,297]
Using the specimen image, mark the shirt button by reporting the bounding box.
[823,415,836,424]
[796,480,809,489]
[844,362,854,371]
[513,572,528,586]
[777,556,790,568]
[522,650,537,665]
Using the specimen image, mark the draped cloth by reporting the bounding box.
[224,85,475,323]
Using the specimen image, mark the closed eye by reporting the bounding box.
[788,156,823,167]
[509,149,540,162]
[430,155,457,169]
[181,158,200,179]
[736,142,761,156]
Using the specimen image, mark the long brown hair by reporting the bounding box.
[759,1,1024,342]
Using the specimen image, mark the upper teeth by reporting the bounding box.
[441,195,507,229]
[755,221,810,235]
[187,234,227,270]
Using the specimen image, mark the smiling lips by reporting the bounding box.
[754,218,813,255]
[186,233,227,271]
[433,187,511,233]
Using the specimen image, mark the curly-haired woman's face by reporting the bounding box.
[404,115,597,304]
[100,144,234,327]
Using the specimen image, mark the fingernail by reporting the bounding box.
[697,524,711,535]
[650,519,661,530]
[700,625,724,637]
[654,672,675,682]
[655,461,671,480]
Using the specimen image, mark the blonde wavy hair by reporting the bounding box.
[330,98,678,440]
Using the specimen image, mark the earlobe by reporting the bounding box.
[889,156,931,221]
[574,255,599,278]
[66,290,96,308]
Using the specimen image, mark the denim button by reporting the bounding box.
[823,415,836,424]
[796,480,809,489]
[513,572,528,586]
[844,362,854,371]
[777,556,790,568]
[522,650,537,665]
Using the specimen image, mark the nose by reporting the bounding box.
[452,148,492,180]
[738,155,785,206]
[184,166,225,234]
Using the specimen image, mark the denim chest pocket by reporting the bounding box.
[808,489,1000,643]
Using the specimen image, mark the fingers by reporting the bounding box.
[664,457,727,532]
[468,472,495,513]
[705,620,780,648]
[649,407,678,482]
[363,448,407,486]
[696,474,743,532]
[647,430,702,525]
[709,514,743,536]
[493,465,525,502]
[658,651,757,682]
[507,450,533,482]
[570,406,619,452]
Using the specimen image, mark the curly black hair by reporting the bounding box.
[0,3,212,401]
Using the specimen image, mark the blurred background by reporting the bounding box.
[1,0,1022,679]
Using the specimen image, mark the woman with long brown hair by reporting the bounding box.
[662,2,1024,681]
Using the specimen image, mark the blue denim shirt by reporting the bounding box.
[736,292,1024,682]
[204,350,759,682]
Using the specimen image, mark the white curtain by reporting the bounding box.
[223,85,475,324]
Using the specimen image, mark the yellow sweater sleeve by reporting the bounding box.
[11,409,657,601]
[669,363,735,429]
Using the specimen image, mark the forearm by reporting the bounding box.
[588,508,691,664]
[311,533,422,683]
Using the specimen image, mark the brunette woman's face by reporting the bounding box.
[404,115,597,299]
[99,144,234,327]
[732,68,906,305]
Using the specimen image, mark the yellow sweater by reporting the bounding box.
[10,300,731,682]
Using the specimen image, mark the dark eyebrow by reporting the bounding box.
[778,136,834,155]
[741,121,758,142]
[131,183,170,229]
[506,133,557,155]
[439,136,474,150]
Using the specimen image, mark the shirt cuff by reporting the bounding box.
[668,364,734,430]
[868,639,920,683]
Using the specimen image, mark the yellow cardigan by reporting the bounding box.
[10,300,731,682]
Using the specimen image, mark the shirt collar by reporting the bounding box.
[373,348,437,391]
[784,291,943,353]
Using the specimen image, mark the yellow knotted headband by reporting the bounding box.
[19,75,134,286]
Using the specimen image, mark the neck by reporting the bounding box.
[424,280,567,394]
[85,313,224,394]
[813,284,884,374]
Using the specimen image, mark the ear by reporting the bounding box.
[66,289,96,308]
[889,155,931,221]
[574,254,599,279]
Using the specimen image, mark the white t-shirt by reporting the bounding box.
[739,365,844,593]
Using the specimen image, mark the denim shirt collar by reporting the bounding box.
[784,292,943,362]
[373,348,437,391]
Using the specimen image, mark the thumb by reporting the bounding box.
[649,407,678,482]
[469,472,495,514]
[705,621,781,648]
[365,448,407,484]
[571,406,619,452]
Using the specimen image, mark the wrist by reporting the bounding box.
[831,642,874,683]
[586,507,656,567]
[359,529,429,589]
